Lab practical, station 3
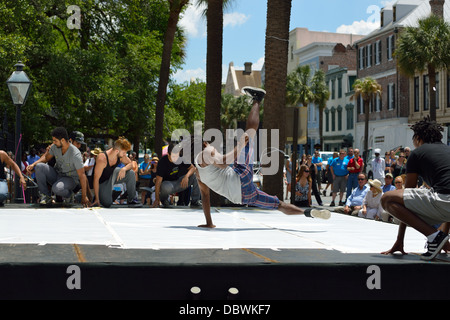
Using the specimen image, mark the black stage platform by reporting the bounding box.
[0,204,449,300]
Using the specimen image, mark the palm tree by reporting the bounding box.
[155,0,189,158]
[263,0,292,199]
[311,69,330,151]
[395,15,450,121]
[351,77,382,167]
[286,65,315,108]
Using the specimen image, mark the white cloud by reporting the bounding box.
[173,67,206,84]
[179,3,250,38]
[336,4,381,35]
[179,3,206,38]
[224,12,250,28]
[336,19,379,35]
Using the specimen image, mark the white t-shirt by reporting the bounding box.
[194,153,242,204]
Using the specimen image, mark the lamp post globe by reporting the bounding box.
[6,61,32,203]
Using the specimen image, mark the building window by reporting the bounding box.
[376,95,381,112]
[367,44,372,68]
[375,40,382,65]
[331,79,335,99]
[387,83,395,110]
[387,35,395,60]
[359,47,364,70]
[358,96,364,114]
[331,107,336,132]
[424,75,429,111]
[414,77,420,112]
[338,77,342,98]
[325,109,330,132]
[348,76,356,92]
[346,104,354,130]
[337,106,342,131]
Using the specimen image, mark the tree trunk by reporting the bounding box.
[154,0,188,158]
[204,0,223,132]
[363,99,370,169]
[263,0,292,200]
[205,0,223,206]
[428,65,437,121]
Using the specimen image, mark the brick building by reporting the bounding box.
[354,0,450,153]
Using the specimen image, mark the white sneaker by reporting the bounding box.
[310,209,331,220]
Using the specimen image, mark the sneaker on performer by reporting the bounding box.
[241,86,266,103]
[421,231,449,261]
[304,208,331,220]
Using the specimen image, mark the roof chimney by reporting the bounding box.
[244,62,252,75]
[430,0,445,18]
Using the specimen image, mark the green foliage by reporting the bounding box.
[286,65,315,107]
[396,15,450,77]
[0,0,192,150]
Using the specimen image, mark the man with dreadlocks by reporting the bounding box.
[381,116,450,260]
[187,87,331,228]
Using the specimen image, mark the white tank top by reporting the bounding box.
[194,153,242,204]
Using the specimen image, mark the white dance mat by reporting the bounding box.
[0,207,428,253]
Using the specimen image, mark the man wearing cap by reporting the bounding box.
[371,148,385,185]
[69,131,87,153]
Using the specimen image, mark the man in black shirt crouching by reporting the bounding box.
[151,142,200,208]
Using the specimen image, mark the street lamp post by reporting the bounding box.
[6,61,32,203]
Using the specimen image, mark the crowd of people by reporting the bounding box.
[286,145,415,223]
[0,127,204,209]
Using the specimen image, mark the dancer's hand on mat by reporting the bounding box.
[90,199,100,207]
[198,223,216,229]
[381,240,407,255]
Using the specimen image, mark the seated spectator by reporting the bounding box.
[382,173,396,193]
[381,176,404,223]
[358,179,384,220]
[334,173,369,216]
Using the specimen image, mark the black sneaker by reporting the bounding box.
[190,200,202,208]
[128,199,143,208]
[162,200,172,208]
[329,201,335,207]
[242,86,266,103]
[421,231,449,261]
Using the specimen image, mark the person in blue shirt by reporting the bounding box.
[329,149,350,206]
[312,150,323,191]
[334,173,369,215]
[382,173,396,193]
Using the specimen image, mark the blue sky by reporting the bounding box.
[174,0,396,84]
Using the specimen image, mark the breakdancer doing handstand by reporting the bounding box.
[186,87,331,228]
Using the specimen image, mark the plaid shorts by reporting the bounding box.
[232,139,280,210]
